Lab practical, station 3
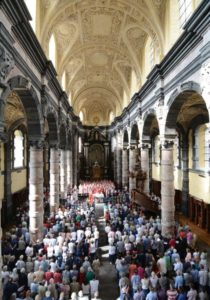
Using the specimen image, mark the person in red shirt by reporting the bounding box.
[53,269,62,284]
[45,266,54,283]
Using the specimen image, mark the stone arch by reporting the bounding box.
[2,75,44,140]
[166,83,209,132]
[142,109,159,141]
[165,85,209,217]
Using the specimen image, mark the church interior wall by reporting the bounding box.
[11,169,27,194]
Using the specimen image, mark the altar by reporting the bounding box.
[92,162,101,180]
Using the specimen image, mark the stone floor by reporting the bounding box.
[95,203,119,300]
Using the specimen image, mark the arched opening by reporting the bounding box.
[142,112,160,196]
[1,77,43,227]
[61,71,66,91]
[13,129,24,169]
[79,111,84,123]
[166,88,209,222]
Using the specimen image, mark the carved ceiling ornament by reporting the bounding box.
[39,0,164,125]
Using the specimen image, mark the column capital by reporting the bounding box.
[161,139,174,149]
[29,139,45,149]
[140,142,151,149]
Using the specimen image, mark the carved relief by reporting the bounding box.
[0,47,15,82]
[39,0,165,125]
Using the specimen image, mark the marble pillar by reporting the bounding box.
[141,146,150,194]
[49,147,60,211]
[161,140,175,238]
[29,142,44,242]
[129,147,137,192]
[60,149,67,198]
[122,149,128,188]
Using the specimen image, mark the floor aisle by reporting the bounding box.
[95,203,119,300]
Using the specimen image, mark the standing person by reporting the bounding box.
[90,275,99,298]
[187,284,197,300]
[109,242,116,265]
[166,283,178,300]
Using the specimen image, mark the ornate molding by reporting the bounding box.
[162,139,174,149]
[29,139,45,149]
[0,46,15,82]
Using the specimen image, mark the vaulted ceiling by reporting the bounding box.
[38,0,165,125]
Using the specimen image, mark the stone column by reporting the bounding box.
[129,147,137,192]
[122,149,128,188]
[49,147,60,211]
[29,141,44,243]
[161,140,175,238]
[60,149,67,198]
[66,149,71,192]
[73,134,78,186]
[141,145,150,194]
[116,147,122,188]
[181,137,189,216]
[113,148,117,183]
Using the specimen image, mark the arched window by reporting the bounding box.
[79,111,84,122]
[13,130,24,168]
[78,137,82,153]
[179,0,193,28]
[68,92,72,105]
[109,111,114,123]
[49,34,56,67]
[61,71,66,91]
[24,0,36,32]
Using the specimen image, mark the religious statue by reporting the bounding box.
[129,154,147,192]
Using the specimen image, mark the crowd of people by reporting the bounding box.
[1,179,210,300]
[104,193,209,300]
[78,181,115,197]
[2,192,102,300]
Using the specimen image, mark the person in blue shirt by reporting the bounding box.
[145,287,158,300]
[175,270,184,289]
[176,287,187,300]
